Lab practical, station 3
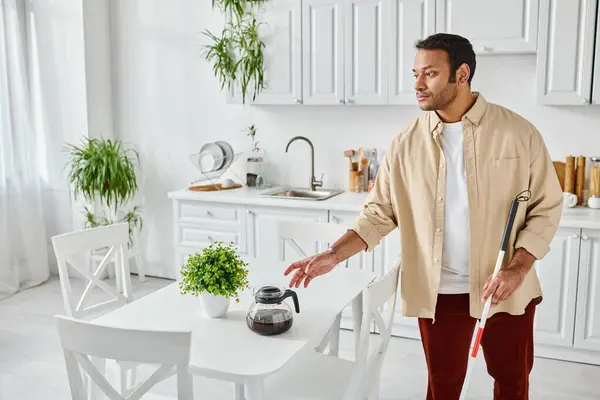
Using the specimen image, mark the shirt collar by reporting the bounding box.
[428,92,489,136]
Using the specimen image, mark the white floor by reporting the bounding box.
[1,276,599,399]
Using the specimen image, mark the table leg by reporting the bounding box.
[329,313,341,357]
[245,377,264,400]
[234,383,245,400]
[352,292,363,354]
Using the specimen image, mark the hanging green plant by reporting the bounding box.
[203,0,267,104]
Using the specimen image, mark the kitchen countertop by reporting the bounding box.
[167,186,367,212]
[167,186,600,229]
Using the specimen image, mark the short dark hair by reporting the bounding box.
[415,33,476,85]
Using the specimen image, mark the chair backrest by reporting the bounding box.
[56,315,193,400]
[51,223,132,318]
[275,220,350,268]
[343,262,401,400]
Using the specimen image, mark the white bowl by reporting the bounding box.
[198,143,224,172]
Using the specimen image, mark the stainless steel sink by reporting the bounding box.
[259,187,344,201]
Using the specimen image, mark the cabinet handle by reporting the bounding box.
[247,210,253,215]
[331,216,338,223]
[582,234,589,241]
[205,211,213,217]
[345,98,353,104]
[208,236,214,242]
[572,233,580,239]
[338,98,345,104]
[582,98,589,105]
[482,46,493,53]
[294,98,302,104]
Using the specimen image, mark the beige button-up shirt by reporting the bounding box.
[351,93,563,319]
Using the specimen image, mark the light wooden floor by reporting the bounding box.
[1,275,599,399]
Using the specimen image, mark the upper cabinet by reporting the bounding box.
[301,0,345,104]
[388,0,435,104]
[435,0,539,54]
[226,0,600,106]
[302,0,387,105]
[536,0,598,105]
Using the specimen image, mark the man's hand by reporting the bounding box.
[284,251,338,288]
[481,248,536,307]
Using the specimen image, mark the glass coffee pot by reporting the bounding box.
[246,286,300,336]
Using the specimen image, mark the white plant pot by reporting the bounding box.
[199,292,230,318]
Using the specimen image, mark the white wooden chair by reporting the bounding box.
[51,223,133,319]
[55,315,193,400]
[275,220,352,356]
[262,263,401,400]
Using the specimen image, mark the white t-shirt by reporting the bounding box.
[438,121,470,294]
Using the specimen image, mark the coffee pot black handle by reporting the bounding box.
[283,289,300,313]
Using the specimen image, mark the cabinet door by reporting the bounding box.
[343,0,387,105]
[302,0,345,104]
[246,205,329,262]
[377,228,420,339]
[533,227,580,347]
[536,0,597,105]
[435,0,539,54]
[253,0,303,105]
[593,5,600,105]
[574,229,600,352]
[388,0,435,105]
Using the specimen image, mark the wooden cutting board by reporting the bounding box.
[553,161,565,190]
[188,183,242,192]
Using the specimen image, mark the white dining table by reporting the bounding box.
[92,260,376,400]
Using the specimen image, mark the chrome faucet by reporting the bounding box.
[285,136,323,191]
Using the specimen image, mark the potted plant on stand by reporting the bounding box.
[178,241,249,318]
[64,137,144,279]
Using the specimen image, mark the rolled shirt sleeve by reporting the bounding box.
[514,124,563,260]
[350,144,398,252]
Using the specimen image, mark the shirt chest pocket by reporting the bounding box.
[489,158,528,204]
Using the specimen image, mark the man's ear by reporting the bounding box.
[457,64,470,85]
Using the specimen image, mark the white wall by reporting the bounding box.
[111,0,600,275]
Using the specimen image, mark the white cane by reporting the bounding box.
[459,189,531,400]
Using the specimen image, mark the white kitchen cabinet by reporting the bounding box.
[388,0,435,105]
[228,0,302,105]
[533,226,580,348]
[435,0,539,54]
[246,205,328,261]
[536,0,598,105]
[593,6,600,105]
[343,0,388,104]
[574,228,600,352]
[302,0,345,104]
[255,0,303,105]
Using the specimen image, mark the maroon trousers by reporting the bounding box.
[418,294,537,400]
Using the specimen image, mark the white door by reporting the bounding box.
[253,0,303,105]
[533,227,580,347]
[330,211,376,330]
[388,0,435,105]
[435,0,539,54]
[574,229,600,352]
[377,228,420,339]
[246,205,329,262]
[302,0,345,104]
[343,0,387,105]
[536,0,597,105]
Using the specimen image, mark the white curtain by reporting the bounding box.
[0,0,49,299]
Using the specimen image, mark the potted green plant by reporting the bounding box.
[64,137,142,247]
[178,241,250,318]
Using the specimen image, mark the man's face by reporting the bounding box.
[413,49,459,111]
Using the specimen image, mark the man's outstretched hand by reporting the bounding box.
[284,251,338,288]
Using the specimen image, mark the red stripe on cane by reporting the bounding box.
[471,327,484,357]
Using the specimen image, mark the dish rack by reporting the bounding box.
[188,151,244,189]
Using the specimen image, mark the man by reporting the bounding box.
[284,33,563,399]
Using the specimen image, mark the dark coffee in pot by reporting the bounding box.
[246,309,293,336]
